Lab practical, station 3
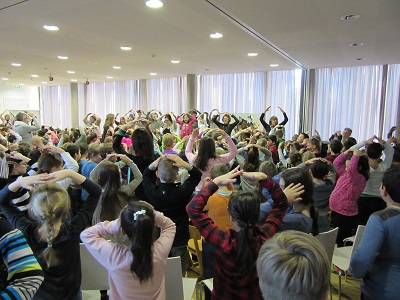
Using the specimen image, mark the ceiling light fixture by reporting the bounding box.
[31,74,39,77]
[270,64,279,67]
[41,81,47,84]
[107,76,113,79]
[210,32,223,39]
[11,63,21,66]
[146,0,163,8]
[171,60,180,64]
[58,55,68,60]
[88,61,98,64]
[150,73,157,76]
[247,53,258,57]
[113,66,121,69]
[1,78,9,81]
[120,46,132,51]
[19,83,25,86]
[350,42,363,47]
[71,79,77,82]
[43,25,59,31]
[341,14,360,21]
[67,70,75,74]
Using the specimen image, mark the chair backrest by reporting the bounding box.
[350,225,366,256]
[189,225,201,246]
[315,227,339,263]
[165,257,184,300]
[80,243,109,290]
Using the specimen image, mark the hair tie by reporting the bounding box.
[48,242,53,248]
[133,209,146,221]
[247,223,254,229]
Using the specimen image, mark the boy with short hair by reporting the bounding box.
[142,154,201,275]
[267,135,278,163]
[202,163,234,279]
[302,158,336,232]
[257,231,330,300]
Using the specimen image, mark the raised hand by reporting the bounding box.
[283,183,304,203]
[213,166,242,186]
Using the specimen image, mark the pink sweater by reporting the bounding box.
[80,212,176,300]
[176,116,196,139]
[329,153,366,216]
[185,134,238,192]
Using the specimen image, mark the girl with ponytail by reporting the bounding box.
[81,201,176,299]
[187,166,304,299]
[0,170,102,300]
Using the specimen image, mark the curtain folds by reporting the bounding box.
[40,64,400,142]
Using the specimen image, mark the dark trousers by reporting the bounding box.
[357,196,386,226]
[330,211,356,247]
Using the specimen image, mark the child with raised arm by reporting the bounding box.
[142,154,201,274]
[81,201,176,300]
[0,171,102,300]
[187,167,303,299]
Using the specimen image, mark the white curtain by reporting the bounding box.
[146,77,187,114]
[198,72,266,113]
[84,80,141,123]
[383,64,400,137]
[311,65,384,141]
[198,70,301,139]
[266,70,302,140]
[41,85,72,129]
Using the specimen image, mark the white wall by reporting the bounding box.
[0,83,40,111]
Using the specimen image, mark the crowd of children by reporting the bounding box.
[0,108,399,300]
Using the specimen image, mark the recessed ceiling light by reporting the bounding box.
[41,81,47,84]
[350,42,363,47]
[43,25,59,31]
[120,46,132,51]
[19,83,25,86]
[67,70,75,74]
[356,58,364,61]
[150,73,157,76]
[31,74,39,77]
[58,56,68,60]
[146,0,163,8]
[113,66,121,69]
[270,64,279,67]
[247,53,258,57]
[107,76,113,79]
[11,63,21,66]
[1,78,9,81]
[88,61,98,65]
[171,60,180,64]
[210,32,223,39]
[341,14,360,21]
[71,79,77,82]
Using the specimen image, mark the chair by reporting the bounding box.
[80,243,109,291]
[166,257,197,300]
[332,225,366,300]
[315,227,339,300]
[196,278,213,300]
[188,225,203,277]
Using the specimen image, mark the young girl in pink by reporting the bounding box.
[176,113,196,139]
[329,149,369,246]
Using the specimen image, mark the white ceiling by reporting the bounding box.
[1,0,399,87]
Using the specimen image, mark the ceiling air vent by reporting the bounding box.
[341,14,360,21]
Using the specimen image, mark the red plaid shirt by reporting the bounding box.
[187,177,288,300]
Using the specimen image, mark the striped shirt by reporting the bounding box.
[0,227,44,299]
